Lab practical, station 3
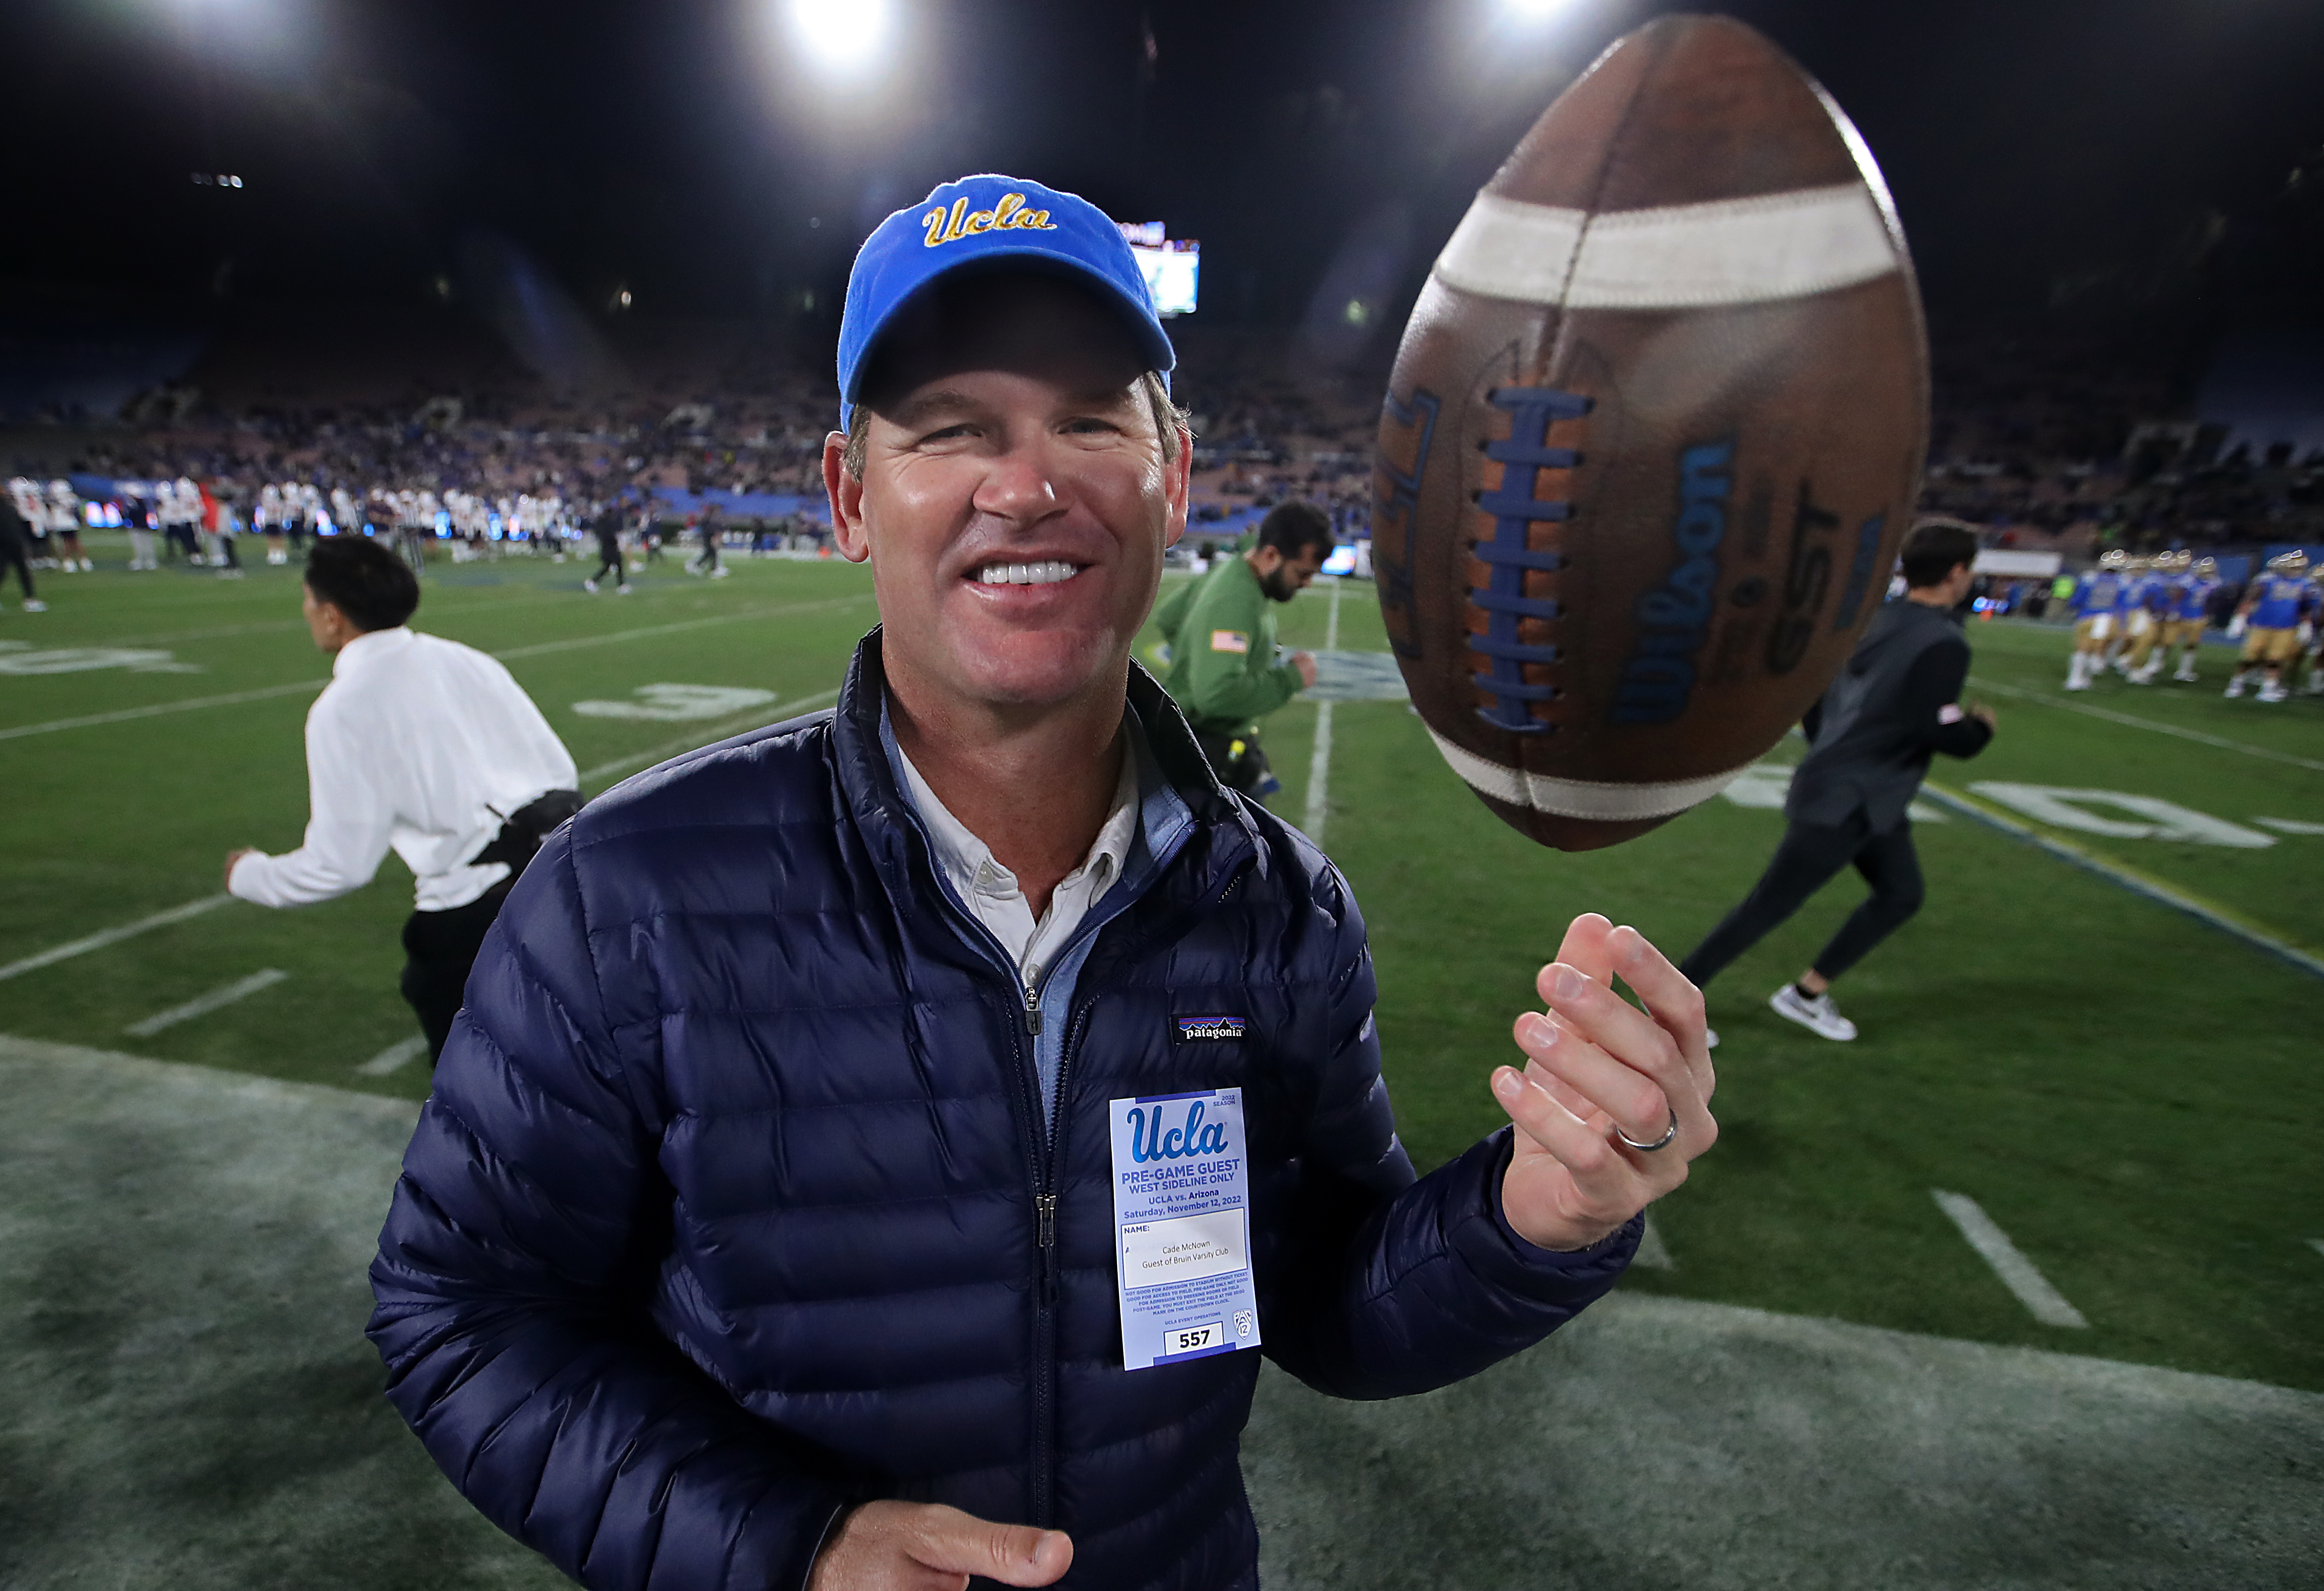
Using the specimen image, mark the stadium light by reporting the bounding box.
[786,0,893,79]
[1502,0,1575,16]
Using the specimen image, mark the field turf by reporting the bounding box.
[3,536,2320,1396]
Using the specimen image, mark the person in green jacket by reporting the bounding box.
[1155,501,1332,799]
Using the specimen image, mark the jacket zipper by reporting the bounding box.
[904,807,1243,1530]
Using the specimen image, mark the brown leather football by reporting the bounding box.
[1373,13,1928,850]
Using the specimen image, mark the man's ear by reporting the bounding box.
[1161,423,1193,551]
[823,431,872,564]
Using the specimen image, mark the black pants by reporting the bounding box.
[398,880,515,1065]
[0,537,31,598]
[592,547,625,583]
[1192,727,1276,799]
[1679,813,1926,989]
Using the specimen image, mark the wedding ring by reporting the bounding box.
[1615,1107,1679,1153]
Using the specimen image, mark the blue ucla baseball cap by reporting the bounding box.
[837,173,1174,429]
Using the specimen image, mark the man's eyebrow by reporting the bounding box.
[884,388,984,429]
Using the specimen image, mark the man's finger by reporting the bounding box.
[910,1506,1073,1587]
[1515,1012,1670,1148]
[1491,1065,1640,1208]
[1536,959,1693,1097]
[1605,925,1718,1103]
[1552,913,1615,987]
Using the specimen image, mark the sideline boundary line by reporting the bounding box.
[0,893,235,982]
[0,595,872,743]
[1969,675,2324,775]
[1302,579,1342,842]
[1918,780,2324,982]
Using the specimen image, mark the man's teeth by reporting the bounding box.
[973,561,1079,586]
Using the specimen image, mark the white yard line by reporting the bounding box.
[1302,579,1342,842]
[90,589,578,651]
[1969,675,2324,775]
[124,968,289,1038]
[579,687,843,786]
[1931,1190,2089,1329]
[0,680,327,742]
[355,1035,430,1077]
[493,595,869,662]
[0,594,872,743]
[0,893,235,982]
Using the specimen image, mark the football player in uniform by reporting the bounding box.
[2118,554,2164,680]
[260,481,288,564]
[122,479,160,570]
[2224,550,2317,702]
[47,479,92,572]
[2301,566,2324,696]
[2066,548,2128,690]
[2156,552,2219,684]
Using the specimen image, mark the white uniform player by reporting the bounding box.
[47,479,92,571]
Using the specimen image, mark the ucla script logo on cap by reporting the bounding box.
[920,191,1056,247]
[836,173,1175,428]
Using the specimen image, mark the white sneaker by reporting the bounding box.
[1770,983,1857,1041]
[583,578,598,593]
[2225,677,2246,698]
[2174,669,2198,683]
[2258,685,2287,704]
[617,583,634,595]
[21,598,46,612]
[709,565,731,579]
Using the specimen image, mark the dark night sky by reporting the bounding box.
[5,0,2322,336]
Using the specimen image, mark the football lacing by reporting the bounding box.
[1468,385,1590,733]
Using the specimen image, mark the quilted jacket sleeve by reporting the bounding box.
[1260,858,1640,1401]
[368,833,850,1591]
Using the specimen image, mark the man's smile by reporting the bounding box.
[970,559,1085,587]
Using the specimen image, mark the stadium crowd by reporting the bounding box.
[3,314,2317,599]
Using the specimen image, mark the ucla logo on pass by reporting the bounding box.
[1126,1098,1230,1163]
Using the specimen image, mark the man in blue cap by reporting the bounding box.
[369,174,1714,1591]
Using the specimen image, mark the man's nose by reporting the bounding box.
[971,443,1065,524]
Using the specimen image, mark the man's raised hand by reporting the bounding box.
[1490,914,1717,1253]
[808,1500,1072,1591]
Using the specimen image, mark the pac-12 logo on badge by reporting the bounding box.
[1107,1087,1261,1371]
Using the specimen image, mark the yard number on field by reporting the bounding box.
[572,684,778,721]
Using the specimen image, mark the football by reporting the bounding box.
[1372,13,1929,850]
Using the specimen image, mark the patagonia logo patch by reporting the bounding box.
[1176,1016,1247,1041]
[1209,629,1250,655]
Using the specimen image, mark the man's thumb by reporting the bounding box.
[917,1511,1073,1587]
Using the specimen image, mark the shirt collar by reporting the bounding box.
[883,699,1145,904]
[332,625,414,679]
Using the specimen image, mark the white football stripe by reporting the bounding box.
[1432,183,1899,310]
[1426,728,1750,821]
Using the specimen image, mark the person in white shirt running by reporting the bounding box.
[224,537,581,1063]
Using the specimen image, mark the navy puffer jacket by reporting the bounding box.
[370,632,1637,1591]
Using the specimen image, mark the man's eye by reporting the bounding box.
[918,424,977,444]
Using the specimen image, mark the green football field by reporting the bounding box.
[3,535,2321,1402]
